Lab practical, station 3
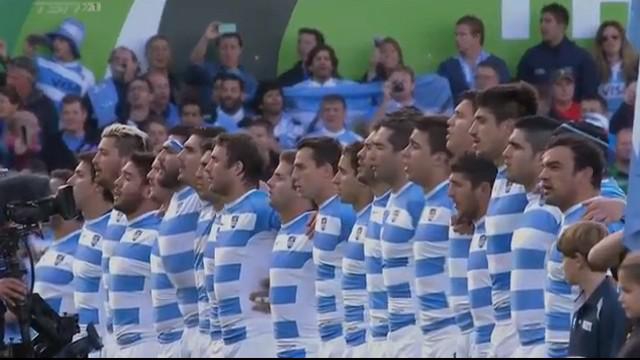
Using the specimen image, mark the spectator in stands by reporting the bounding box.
[371,66,428,122]
[517,3,598,100]
[610,81,636,134]
[593,21,639,116]
[147,71,179,128]
[438,15,510,100]
[5,56,58,137]
[180,98,205,128]
[242,119,279,179]
[0,86,20,164]
[209,73,251,132]
[475,60,503,91]
[89,46,140,129]
[278,28,325,87]
[142,117,169,154]
[190,23,257,100]
[363,37,405,83]
[145,35,179,100]
[253,81,306,150]
[121,76,154,128]
[549,68,581,122]
[294,44,349,88]
[3,110,41,170]
[25,18,95,109]
[610,126,632,193]
[581,95,608,117]
[617,254,640,358]
[558,221,627,358]
[306,94,362,146]
[59,95,97,153]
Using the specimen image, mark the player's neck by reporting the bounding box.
[353,192,373,213]
[372,182,391,197]
[126,201,158,222]
[390,173,409,193]
[279,201,313,224]
[422,169,450,193]
[53,221,81,240]
[314,185,337,207]
[564,187,599,212]
[82,199,113,221]
[225,183,258,206]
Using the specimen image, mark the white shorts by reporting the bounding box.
[179,326,200,357]
[204,339,225,358]
[367,339,388,358]
[343,342,369,357]
[490,322,518,358]
[99,332,117,358]
[511,343,547,358]
[470,341,492,358]
[387,325,421,357]
[455,331,472,358]
[192,332,213,357]
[318,336,346,358]
[157,340,183,358]
[222,333,277,358]
[422,331,459,358]
[112,339,160,358]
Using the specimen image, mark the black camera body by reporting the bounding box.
[392,80,405,93]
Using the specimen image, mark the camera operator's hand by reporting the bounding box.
[0,278,27,307]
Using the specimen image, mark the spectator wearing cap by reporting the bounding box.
[278,28,325,87]
[558,221,628,358]
[517,3,598,100]
[593,21,639,116]
[438,15,510,100]
[253,81,306,150]
[609,126,632,193]
[5,56,59,138]
[144,35,179,101]
[147,71,180,128]
[549,68,582,122]
[190,22,258,102]
[27,18,95,109]
[362,37,405,83]
[208,73,251,133]
[88,46,140,129]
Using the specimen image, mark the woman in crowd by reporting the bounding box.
[362,37,405,82]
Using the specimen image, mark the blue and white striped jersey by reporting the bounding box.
[214,190,280,346]
[545,195,624,358]
[313,195,356,342]
[364,191,391,341]
[380,182,424,333]
[73,212,110,336]
[342,204,372,348]
[151,234,183,344]
[448,223,474,334]
[413,180,457,338]
[35,56,95,108]
[485,167,527,323]
[194,204,216,336]
[270,211,319,358]
[468,218,495,347]
[158,187,203,329]
[101,210,128,334]
[109,211,162,347]
[204,212,223,341]
[34,229,81,316]
[511,193,562,347]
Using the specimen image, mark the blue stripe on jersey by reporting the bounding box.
[545,195,624,358]
[214,190,280,346]
[270,211,319,357]
[413,181,457,337]
[158,187,202,328]
[511,194,562,347]
[151,236,184,343]
[195,205,216,334]
[485,167,528,323]
[380,182,424,332]
[313,195,356,342]
[102,210,128,333]
[468,218,495,345]
[109,211,161,346]
[342,205,372,347]
[73,211,110,334]
[35,230,81,315]
[204,213,223,340]
[365,191,391,340]
[449,222,474,333]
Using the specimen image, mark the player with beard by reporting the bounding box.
[92,124,148,356]
[109,152,162,357]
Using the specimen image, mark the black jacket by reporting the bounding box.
[277,62,306,87]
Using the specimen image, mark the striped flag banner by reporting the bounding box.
[623,59,640,251]
[630,0,640,51]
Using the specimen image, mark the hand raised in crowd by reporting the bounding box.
[0,278,27,307]
[582,198,625,224]
[203,21,221,41]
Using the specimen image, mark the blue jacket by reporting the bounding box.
[517,37,598,100]
[438,53,511,100]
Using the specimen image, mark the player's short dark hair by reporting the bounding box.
[297,136,343,174]
[378,114,417,152]
[451,152,498,189]
[128,152,155,184]
[342,141,364,175]
[514,115,561,153]
[413,116,451,157]
[545,134,604,189]
[216,133,265,184]
[476,83,538,123]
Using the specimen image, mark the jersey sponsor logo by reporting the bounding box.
[355,226,364,241]
[231,215,239,229]
[320,217,328,231]
[479,234,487,248]
[391,209,400,223]
[287,235,296,249]
[428,208,437,222]
[505,181,513,194]
[91,234,101,247]
[55,254,65,266]
[132,230,142,242]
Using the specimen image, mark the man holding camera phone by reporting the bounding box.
[371,66,420,123]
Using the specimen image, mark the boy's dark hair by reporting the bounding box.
[451,152,498,188]
[545,134,604,189]
[476,83,539,123]
[456,15,485,45]
[297,136,343,174]
[542,3,570,26]
[557,221,608,259]
[215,133,265,184]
